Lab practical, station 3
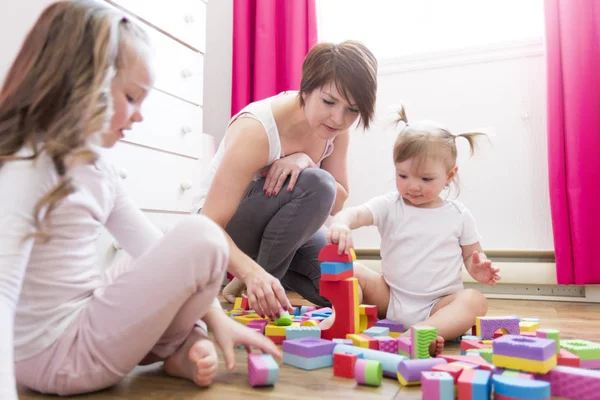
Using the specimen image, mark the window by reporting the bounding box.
[317,0,545,60]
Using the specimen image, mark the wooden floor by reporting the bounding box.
[18,296,600,400]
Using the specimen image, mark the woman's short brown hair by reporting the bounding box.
[299,40,377,129]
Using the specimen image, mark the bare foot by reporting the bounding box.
[429,336,444,357]
[164,328,218,387]
[222,278,246,304]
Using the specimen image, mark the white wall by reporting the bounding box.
[202,0,233,143]
[347,40,554,251]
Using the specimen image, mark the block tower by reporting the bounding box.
[318,244,360,340]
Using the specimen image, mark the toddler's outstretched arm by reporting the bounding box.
[326,205,374,254]
[462,242,501,286]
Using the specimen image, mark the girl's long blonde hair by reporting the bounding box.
[0,0,149,241]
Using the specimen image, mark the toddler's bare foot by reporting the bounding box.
[164,328,218,387]
[429,336,444,357]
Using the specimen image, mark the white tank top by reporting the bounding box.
[191,91,335,213]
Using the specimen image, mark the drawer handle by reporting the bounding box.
[181,125,193,135]
[118,168,128,179]
[181,180,193,190]
[113,241,122,250]
[181,68,193,78]
[184,13,196,23]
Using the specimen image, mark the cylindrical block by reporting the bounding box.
[355,359,382,386]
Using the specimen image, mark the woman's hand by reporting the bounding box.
[205,310,281,371]
[244,267,294,319]
[261,153,316,196]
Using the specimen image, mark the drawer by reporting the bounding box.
[109,0,206,52]
[104,142,203,212]
[146,27,204,105]
[122,89,204,158]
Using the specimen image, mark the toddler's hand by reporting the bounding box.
[469,251,500,286]
[326,222,353,255]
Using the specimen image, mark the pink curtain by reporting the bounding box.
[545,0,600,284]
[231,0,317,115]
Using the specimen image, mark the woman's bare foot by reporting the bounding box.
[429,336,445,357]
[222,277,246,304]
[164,329,218,387]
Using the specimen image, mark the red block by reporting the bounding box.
[320,278,357,340]
[461,339,491,352]
[318,244,353,263]
[432,363,465,383]
[438,354,494,371]
[360,304,378,329]
[558,348,580,367]
[321,269,354,281]
[333,353,358,378]
[267,335,285,345]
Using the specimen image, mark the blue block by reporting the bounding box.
[286,326,321,340]
[492,375,551,399]
[282,353,333,370]
[320,261,353,275]
[363,326,389,337]
[471,370,491,399]
[261,354,280,385]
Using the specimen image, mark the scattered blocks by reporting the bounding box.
[492,374,550,400]
[560,339,600,369]
[411,326,438,359]
[476,316,520,340]
[282,338,336,370]
[248,353,279,387]
[333,352,360,378]
[375,319,404,338]
[286,326,321,340]
[334,344,408,378]
[421,371,454,400]
[457,369,491,400]
[397,358,447,386]
[492,335,557,374]
[536,328,560,353]
[355,359,383,387]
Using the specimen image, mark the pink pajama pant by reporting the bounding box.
[15,215,228,396]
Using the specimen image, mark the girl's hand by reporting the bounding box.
[244,267,294,319]
[468,251,500,286]
[261,153,316,196]
[206,311,281,371]
[326,222,354,255]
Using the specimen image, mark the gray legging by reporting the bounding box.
[225,168,336,306]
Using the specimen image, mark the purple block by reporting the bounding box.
[493,335,556,361]
[376,336,399,354]
[397,358,447,383]
[375,318,404,333]
[479,317,519,340]
[282,338,336,358]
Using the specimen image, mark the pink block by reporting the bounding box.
[354,359,366,383]
[397,336,412,354]
[376,336,399,353]
[248,354,268,387]
[421,371,453,400]
[581,359,600,369]
[547,365,600,400]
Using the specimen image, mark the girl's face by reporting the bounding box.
[395,157,457,208]
[102,53,153,148]
[302,82,360,140]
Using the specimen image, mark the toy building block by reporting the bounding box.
[542,365,600,400]
[421,371,454,400]
[274,311,293,326]
[411,326,438,359]
[266,323,288,345]
[347,333,377,350]
[450,361,479,370]
[318,243,353,263]
[301,319,319,327]
[300,305,317,314]
[501,370,534,380]
[492,374,550,400]
[234,297,249,310]
[333,352,361,378]
[375,336,399,354]
[233,313,267,326]
[334,343,408,378]
[457,369,491,400]
[363,326,389,337]
[397,358,447,386]
[320,278,360,340]
[492,335,557,374]
[333,338,353,345]
[473,348,493,363]
[248,353,279,387]
[247,319,269,333]
[432,363,466,383]
[536,328,560,353]
[557,348,580,367]
[320,261,354,282]
[397,336,412,358]
[519,320,541,332]
[438,354,495,371]
[282,338,336,370]
[462,335,481,340]
[286,326,321,340]
[322,269,354,281]
[375,319,404,337]
[359,304,378,332]
[355,359,383,387]
[560,339,600,369]
[476,316,520,340]
[461,339,492,354]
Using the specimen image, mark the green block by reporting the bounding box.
[561,340,600,361]
[364,360,383,386]
[275,312,293,326]
[412,326,437,359]
[477,347,493,363]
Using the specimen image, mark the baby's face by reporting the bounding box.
[395,157,453,208]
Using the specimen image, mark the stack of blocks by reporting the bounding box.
[248,353,279,387]
[282,338,336,370]
[421,371,454,400]
[492,335,557,373]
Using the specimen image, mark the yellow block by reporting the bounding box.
[351,278,360,334]
[520,321,541,332]
[301,319,318,327]
[492,354,557,374]
[233,297,244,310]
[347,334,369,348]
[265,324,286,336]
[350,248,357,261]
[233,314,266,326]
[397,372,420,386]
[389,332,401,338]
[359,315,367,333]
[482,340,493,345]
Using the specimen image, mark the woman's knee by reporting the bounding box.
[460,288,488,316]
[295,168,336,204]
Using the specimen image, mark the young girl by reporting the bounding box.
[325,106,500,356]
[0,1,279,398]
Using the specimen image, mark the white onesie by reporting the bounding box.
[364,191,481,329]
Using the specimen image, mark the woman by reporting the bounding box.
[193,41,378,319]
